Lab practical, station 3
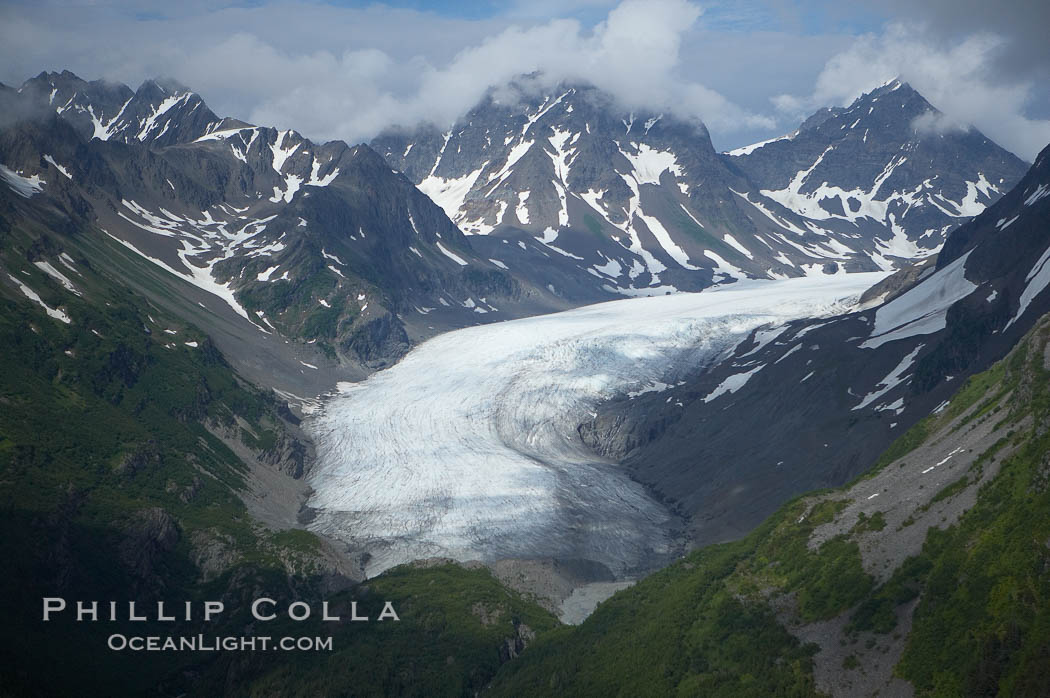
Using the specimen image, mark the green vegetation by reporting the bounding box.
[236,262,357,341]
[9,206,1050,696]
[863,415,931,480]
[488,494,870,696]
[895,323,1050,696]
[668,204,748,265]
[301,301,343,339]
[846,555,930,635]
[852,510,887,533]
[0,253,295,692]
[943,360,1010,428]
[928,476,970,506]
[489,536,822,697]
[0,219,557,696]
[239,564,559,697]
[492,310,1050,696]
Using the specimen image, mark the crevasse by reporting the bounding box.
[306,273,885,578]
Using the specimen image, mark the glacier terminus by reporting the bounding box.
[305,273,887,578]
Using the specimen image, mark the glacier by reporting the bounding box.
[305,273,886,578]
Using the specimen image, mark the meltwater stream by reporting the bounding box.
[305,274,885,578]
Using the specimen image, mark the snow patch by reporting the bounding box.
[43,155,71,179]
[6,274,70,323]
[704,365,764,402]
[853,344,924,410]
[418,165,486,223]
[1007,242,1050,329]
[861,251,976,348]
[436,242,468,266]
[33,261,81,296]
[0,165,45,197]
[620,143,683,185]
[724,132,796,156]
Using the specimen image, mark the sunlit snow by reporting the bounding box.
[33,260,81,296]
[861,251,976,348]
[1007,242,1050,329]
[43,155,72,180]
[306,273,885,577]
[0,165,45,198]
[418,165,486,222]
[436,241,468,266]
[7,273,70,323]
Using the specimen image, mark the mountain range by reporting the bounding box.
[3,65,1050,697]
[3,65,1045,577]
[586,140,1050,546]
[2,70,1027,393]
[374,76,1025,295]
[3,70,580,390]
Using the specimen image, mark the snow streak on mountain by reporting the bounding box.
[374,78,1025,296]
[305,273,886,577]
[1,71,587,379]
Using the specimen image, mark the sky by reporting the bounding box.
[1,0,1048,160]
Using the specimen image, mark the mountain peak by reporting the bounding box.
[870,75,906,94]
[855,77,932,115]
[15,71,217,147]
[136,77,193,98]
[793,78,924,136]
[34,69,79,83]
[798,105,845,133]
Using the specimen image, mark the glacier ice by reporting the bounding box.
[306,273,886,578]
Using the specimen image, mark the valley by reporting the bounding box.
[2,55,1050,696]
[304,273,884,584]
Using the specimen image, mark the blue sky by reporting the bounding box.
[1,0,1047,158]
[324,0,884,31]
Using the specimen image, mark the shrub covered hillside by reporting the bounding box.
[0,205,557,697]
[489,313,1050,697]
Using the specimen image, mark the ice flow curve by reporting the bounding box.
[306,274,885,578]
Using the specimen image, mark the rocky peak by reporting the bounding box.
[19,71,219,147]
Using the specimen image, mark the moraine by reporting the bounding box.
[305,273,887,578]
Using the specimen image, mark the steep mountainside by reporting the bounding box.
[1,71,576,388]
[3,63,1047,696]
[24,69,221,147]
[374,78,1025,297]
[0,158,559,696]
[584,143,1050,547]
[726,79,1026,267]
[491,309,1050,696]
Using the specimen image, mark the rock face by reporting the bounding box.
[726,79,1026,265]
[374,77,1026,296]
[587,142,1050,547]
[119,507,180,591]
[0,71,579,380]
[19,70,220,148]
[0,71,1027,379]
[3,67,1043,567]
[189,529,241,583]
[500,622,537,662]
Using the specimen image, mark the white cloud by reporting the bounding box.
[5,1,1044,157]
[0,0,772,145]
[223,0,775,142]
[773,23,1050,160]
[910,110,967,137]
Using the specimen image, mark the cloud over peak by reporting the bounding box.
[232,0,775,143]
[0,0,772,146]
[772,23,1050,160]
[0,0,1046,158]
